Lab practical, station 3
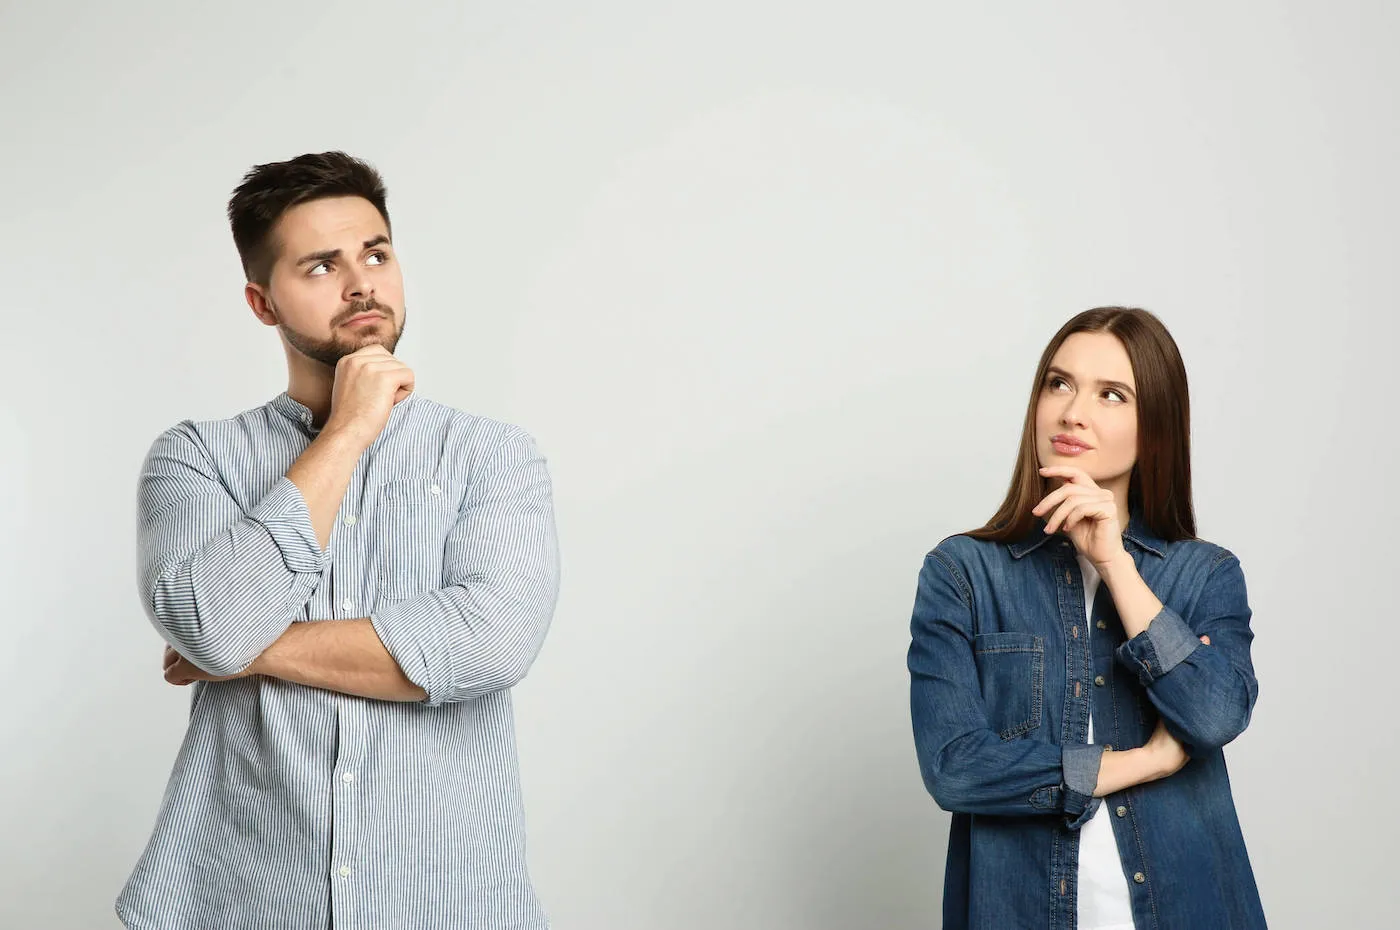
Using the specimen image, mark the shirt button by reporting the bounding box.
[1133,871,1146,884]
[430,484,442,495]
[1064,570,1073,584]
[1116,805,1127,817]
[339,865,352,878]
[342,598,354,612]
[342,772,355,784]
[1094,675,1106,686]
[343,514,357,526]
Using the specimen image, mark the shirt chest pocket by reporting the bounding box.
[375,478,456,600]
[972,631,1045,740]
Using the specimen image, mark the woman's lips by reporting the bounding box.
[1050,435,1092,455]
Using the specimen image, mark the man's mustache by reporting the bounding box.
[334,299,393,325]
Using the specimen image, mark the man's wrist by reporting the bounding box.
[317,420,372,455]
[245,640,281,679]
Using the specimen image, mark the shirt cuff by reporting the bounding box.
[1061,743,1105,828]
[247,477,329,575]
[1116,606,1200,686]
[371,592,451,706]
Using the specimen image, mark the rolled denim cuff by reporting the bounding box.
[1061,743,1105,829]
[1117,607,1200,686]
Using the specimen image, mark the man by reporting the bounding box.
[116,151,560,930]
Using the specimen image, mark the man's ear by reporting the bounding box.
[245,282,279,327]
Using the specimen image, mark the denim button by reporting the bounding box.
[1094,675,1105,686]
[1116,806,1127,817]
[1133,872,1145,883]
[1096,620,1107,630]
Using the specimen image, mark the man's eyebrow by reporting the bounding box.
[296,248,341,267]
[295,236,391,267]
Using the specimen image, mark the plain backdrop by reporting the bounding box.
[3,2,1397,928]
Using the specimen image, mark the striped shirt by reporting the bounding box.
[116,391,559,930]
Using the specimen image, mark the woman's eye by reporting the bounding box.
[1048,377,1070,392]
[1104,389,1126,402]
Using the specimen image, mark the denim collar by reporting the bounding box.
[1008,510,1167,560]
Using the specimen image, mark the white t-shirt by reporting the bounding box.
[1075,555,1137,930]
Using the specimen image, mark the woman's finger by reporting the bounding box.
[1044,496,1087,534]
[1032,484,1075,517]
[1039,465,1097,487]
[1063,499,1112,532]
[1043,486,1101,532]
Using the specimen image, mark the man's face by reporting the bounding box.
[250,195,406,365]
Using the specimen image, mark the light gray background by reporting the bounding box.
[3,2,1395,928]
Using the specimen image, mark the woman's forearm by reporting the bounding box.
[1099,551,1165,639]
[1094,746,1169,796]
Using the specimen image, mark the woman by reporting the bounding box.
[907,307,1265,929]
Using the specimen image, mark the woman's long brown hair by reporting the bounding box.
[968,307,1196,543]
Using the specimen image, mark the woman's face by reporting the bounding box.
[1035,331,1139,494]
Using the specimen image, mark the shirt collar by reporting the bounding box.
[269,390,418,435]
[1007,510,1167,560]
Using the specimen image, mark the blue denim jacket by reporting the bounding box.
[908,515,1267,929]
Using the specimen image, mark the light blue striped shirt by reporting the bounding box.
[117,391,559,930]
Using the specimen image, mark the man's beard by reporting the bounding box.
[278,298,405,367]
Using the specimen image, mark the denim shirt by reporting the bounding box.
[907,515,1267,929]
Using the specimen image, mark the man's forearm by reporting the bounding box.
[252,618,426,702]
[285,427,365,550]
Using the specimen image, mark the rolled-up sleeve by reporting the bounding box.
[140,425,328,676]
[909,549,1102,828]
[371,428,559,707]
[1114,552,1259,753]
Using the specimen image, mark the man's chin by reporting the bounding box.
[340,332,400,355]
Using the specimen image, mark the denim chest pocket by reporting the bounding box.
[972,631,1045,740]
[375,477,456,600]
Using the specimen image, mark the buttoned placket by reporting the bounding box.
[328,454,371,927]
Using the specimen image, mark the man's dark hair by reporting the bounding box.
[227,151,390,286]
